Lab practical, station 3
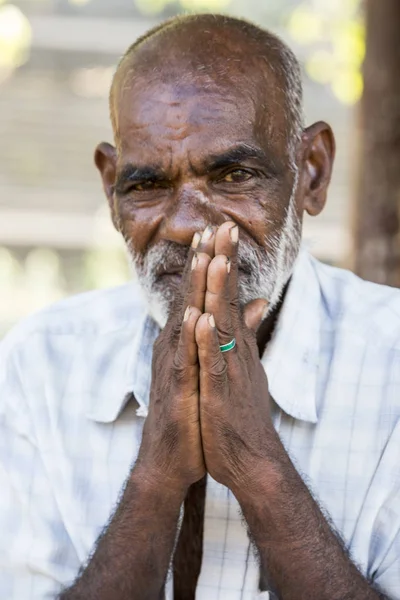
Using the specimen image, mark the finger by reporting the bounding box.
[180,223,218,314]
[185,251,212,313]
[196,224,216,259]
[204,254,237,347]
[175,305,202,369]
[214,221,237,257]
[243,299,269,332]
[178,231,202,300]
[214,222,240,322]
[196,313,228,384]
[172,232,207,320]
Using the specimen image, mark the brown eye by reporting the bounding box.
[133,181,158,191]
[221,169,253,183]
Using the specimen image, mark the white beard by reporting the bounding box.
[125,175,301,328]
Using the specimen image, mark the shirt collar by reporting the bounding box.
[262,249,321,424]
[87,249,321,424]
[84,305,160,423]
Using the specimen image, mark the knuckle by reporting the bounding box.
[208,357,228,379]
[243,332,258,358]
[171,322,182,342]
[172,351,186,372]
[217,319,234,338]
[230,297,240,311]
[244,326,257,344]
[208,301,228,319]
[172,362,187,382]
[172,358,197,382]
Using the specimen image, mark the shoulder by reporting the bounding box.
[0,282,147,396]
[0,282,148,428]
[310,255,400,351]
[306,256,400,459]
[1,282,145,351]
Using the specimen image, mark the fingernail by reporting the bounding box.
[184,306,191,322]
[208,314,216,328]
[201,225,214,243]
[261,303,269,320]
[229,225,239,243]
[191,254,198,270]
[191,232,201,248]
[226,257,231,273]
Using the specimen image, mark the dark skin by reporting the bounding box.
[61,23,388,600]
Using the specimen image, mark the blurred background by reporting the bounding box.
[1,0,399,336]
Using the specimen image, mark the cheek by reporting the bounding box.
[256,181,296,243]
[226,189,287,247]
[116,199,163,254]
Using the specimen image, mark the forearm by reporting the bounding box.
[60,465,185,600]
[235,435,384,600]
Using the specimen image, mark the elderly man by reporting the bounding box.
[1,13,399,600]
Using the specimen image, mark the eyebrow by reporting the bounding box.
[114,164,165,195]
[114,143,278,194]
[204,144,272,173]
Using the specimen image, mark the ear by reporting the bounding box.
[94,142,119,231]
[298,121,335,217]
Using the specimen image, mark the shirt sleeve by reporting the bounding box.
[0,335,80,599]
[370,434,400,600]
[372,530,400,599]
[363,420,400,599]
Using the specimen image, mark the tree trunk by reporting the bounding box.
[353,0,400,286]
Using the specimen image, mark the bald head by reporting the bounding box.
[110,14,304,163]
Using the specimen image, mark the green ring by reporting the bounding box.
[219,338,236,353]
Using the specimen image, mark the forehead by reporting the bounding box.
[115,77,287,161]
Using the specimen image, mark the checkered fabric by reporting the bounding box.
[1,249,400,599]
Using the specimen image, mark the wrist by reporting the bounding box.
[131,462,188,505]
[231,458,281,506]
[230,437,294,507]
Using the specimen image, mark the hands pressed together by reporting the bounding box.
[138,222,278,496]
[62,230,382,600]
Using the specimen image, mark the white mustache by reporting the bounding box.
[132,237,262,282]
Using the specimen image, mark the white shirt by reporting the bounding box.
[1,250,400,600]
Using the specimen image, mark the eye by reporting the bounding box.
[132,180,160,191]
[220,169,253,183]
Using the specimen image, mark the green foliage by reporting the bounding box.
[0,3,31,72]
[288,0,364,105]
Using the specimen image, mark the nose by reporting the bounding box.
[158,185,225,246]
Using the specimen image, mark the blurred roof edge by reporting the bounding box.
[29,14,293,55]
[30,15,166,54]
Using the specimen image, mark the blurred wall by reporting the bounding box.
[0,0,358,335]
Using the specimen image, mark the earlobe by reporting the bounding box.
[94,141,119,229]
[300,121,335,217]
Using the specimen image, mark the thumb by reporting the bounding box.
[243,299,268,332]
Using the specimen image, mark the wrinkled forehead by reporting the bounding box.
[113,69,289,159]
